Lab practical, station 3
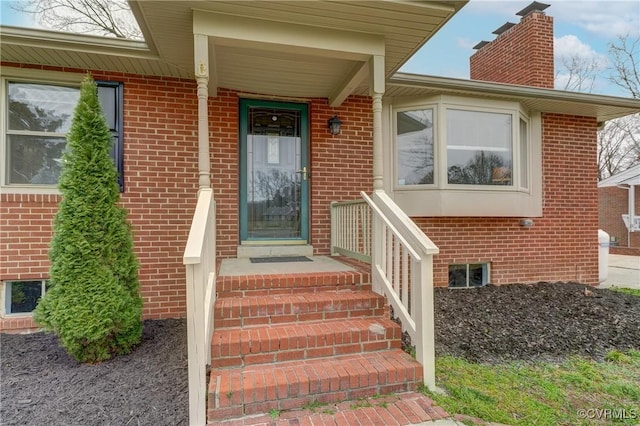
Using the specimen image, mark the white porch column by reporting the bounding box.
[630,185,637,231]
[194,34,211,189]
[370,55,385,191]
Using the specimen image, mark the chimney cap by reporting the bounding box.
[516,1,550,17]
[492,22,517,35]
[473,41,491,50]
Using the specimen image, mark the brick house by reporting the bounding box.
[1,1,640,423]
[599,164,640,255]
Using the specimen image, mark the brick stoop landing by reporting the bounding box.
[214,391,451,425]
[209,256,432,424]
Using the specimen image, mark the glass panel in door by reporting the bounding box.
[240,100,309,241]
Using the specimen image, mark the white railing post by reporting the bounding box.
[330,201,337,255]
[414,255,436,390]
[184,188,216,425]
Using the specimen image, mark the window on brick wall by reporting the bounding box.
[1,280,48,315]
[395,102,528,189]
[2,77,124,191]
[448,264,489,288]
[390,96,541,217]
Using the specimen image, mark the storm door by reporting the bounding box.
[239,99,309,242]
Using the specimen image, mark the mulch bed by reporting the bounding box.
[1,282,639,425]
[0,319,188,426]
[434,282,640,363]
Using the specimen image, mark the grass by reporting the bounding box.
[609,287,640,297]
[269,408,280,419]
[301,399,335,415]
[424,350,640,425]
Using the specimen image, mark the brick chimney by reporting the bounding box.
[470,1,554,89]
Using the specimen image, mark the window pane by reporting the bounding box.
[396,109,434,185]
[98,85,117,131]
[8,281,43,313]
[520,118,528,189]
[7,134,66,184]
[447,109,512,186]
[468,264,486,287]
[448,265,468,288]
[8,82,79,133]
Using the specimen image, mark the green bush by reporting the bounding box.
[34,75,142,363]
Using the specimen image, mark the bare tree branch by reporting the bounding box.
[556,54,602,93]
[608,34,640,99]
[12,0,142,40]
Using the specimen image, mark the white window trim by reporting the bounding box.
[0,279,47,317]
[439,102,520,191]
[385,95,543,217]
[1,66,85,195]
[448,263,490,288]
[394,104,438,188]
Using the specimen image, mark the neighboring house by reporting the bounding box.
[2,1,640,423]
[599,164,640,255]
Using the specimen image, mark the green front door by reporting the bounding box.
[239,99,309,243]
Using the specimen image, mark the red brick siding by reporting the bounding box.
[599,185,640,248]
[309,97,373,253]
[0,63,373,331]
[208,89,240,258]
[414,114,600,286]
[0,62,599,332]
[1,63,200,329]
[470,12,554,89]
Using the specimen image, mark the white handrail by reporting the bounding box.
[361,190,439,391]
[183,188,216,426]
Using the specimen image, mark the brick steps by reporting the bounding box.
[211,317,402,369]
[207,350,423,421]
[213,290,388,329]
[208,262,428,424]
[216,269,371,299]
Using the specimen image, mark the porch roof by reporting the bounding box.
[0,1,466,102]
[385,73,640,123]
[599,164,640,187]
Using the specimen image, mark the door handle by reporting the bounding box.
[296,166,310,181]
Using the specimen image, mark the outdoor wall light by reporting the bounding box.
[519,219,534,227]
[327,115,343,135]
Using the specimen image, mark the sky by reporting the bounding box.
[1,0,639,97]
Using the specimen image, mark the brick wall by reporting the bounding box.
[1,64,200,331]
[0,63,373,331]
[309,97,374,254]
[599,185,640,248]
[414,114,600,286]
[470,11,554,89]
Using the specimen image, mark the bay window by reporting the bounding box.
[390,96,541,217]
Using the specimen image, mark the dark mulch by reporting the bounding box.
[0,319,188,426]
[1,282,639,425]
[434,282,640,363]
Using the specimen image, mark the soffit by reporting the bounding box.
[385,73,640,122]
[599,164,640,187]
[0,25,191,78]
